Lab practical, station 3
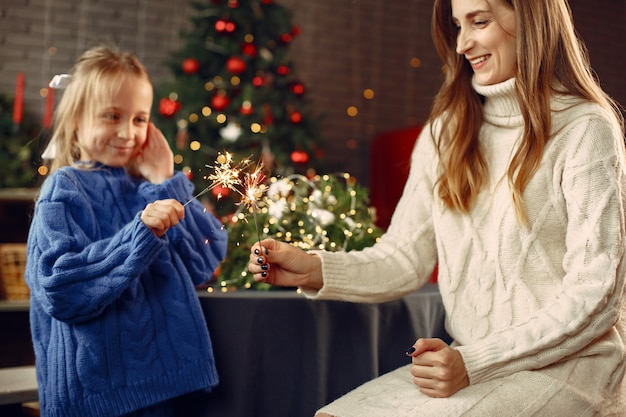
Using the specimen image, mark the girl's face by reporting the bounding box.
[451,0,517,85]
[76,75,153,167]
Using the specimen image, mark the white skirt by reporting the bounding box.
[316,359,625,417]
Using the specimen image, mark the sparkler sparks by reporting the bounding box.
[238,162,267,249]
[183,152,268,253]
[183,152,252,207]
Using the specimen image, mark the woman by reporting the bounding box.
[248,0,626,415]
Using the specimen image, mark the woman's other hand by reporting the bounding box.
[406,338,469,398]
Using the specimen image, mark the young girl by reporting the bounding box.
[249,0,626,415]
[26,46,228,417]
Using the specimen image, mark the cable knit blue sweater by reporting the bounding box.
[25,166,228,417]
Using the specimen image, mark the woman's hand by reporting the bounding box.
[406,338,469,398]
[248,238,324,289]
[134,123,174,184]
[140,199,184,237]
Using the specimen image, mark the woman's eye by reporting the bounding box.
[474,20,489,28]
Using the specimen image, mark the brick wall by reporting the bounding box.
[1,0,624,184]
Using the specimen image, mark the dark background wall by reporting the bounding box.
[1,0,624,185]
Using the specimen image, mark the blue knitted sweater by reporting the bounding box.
[25,166,228,417]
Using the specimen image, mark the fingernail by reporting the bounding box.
[254,248,260,255]
[257,257,263,264]
[261,271,267,278]
[261,264,269,271]
[405,347,416,356]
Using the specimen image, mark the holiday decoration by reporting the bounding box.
[158,97,181,117]
[218,173,383,290]
[154,0,324,215]
[211,93,230,111]
[0,91,43,188]
[289,111,302,124]
[182,58,200,74]
[226,56,246,74]
[290,149,308,164]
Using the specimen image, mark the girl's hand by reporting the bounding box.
[406,338,469,398]
[248,238,324,289]
[140,199,184,237]
[134,123,174,184]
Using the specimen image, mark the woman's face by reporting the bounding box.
[76,75,152,167]
[451,0,517,85]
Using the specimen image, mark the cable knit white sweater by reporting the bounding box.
[309,78,626,416]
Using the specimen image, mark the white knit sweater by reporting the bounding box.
[310,78,626,414]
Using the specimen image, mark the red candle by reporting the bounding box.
[43,87,55,129]
[12,72,24,125]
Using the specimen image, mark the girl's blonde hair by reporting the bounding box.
[430,0,624,222]
[47,45,152,174]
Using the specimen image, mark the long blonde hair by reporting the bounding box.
[47,45,152,174]
[430,0,624,222]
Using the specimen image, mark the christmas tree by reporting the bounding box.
[0,92,43,189]
[154,0,323,214]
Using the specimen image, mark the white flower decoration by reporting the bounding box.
[311,208,335,226]
[268,199,287,219]
[267,178,292,199]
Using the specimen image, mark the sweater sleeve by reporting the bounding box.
[26,171,167,324]
[137,171,228,285]
[305,124,439,302]
[457,115,626,384]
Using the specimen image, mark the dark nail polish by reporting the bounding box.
[405,347,416,356]
[254,248,260,255]
[257,257,263,264]
[261,271,267,278]
[261,264,269,271]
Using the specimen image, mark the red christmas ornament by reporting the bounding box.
[212,185,230,198]
[182,58,200,74]
[279,33,293,44]
[215,19,227,32]
[226,56,246,74]
[211,93,230,111]
[289,82,305,95]
[252,75,264,87]
[263,104,273,125]
[290,111,302,124]
[158,97,182,117]
[228,0,239,7]
[241,43,257,57]
[215,19,236,33]
[240,102,254,115]
[290,150,309,164]
[261,0,272,4]
[291,25,301,37]
[276,65,290,76]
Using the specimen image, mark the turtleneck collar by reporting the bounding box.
[472,77,524,128]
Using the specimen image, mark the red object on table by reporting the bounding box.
[12,73,24,125]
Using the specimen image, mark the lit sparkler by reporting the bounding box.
[239,161,267,249]
[183,152,252,207]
